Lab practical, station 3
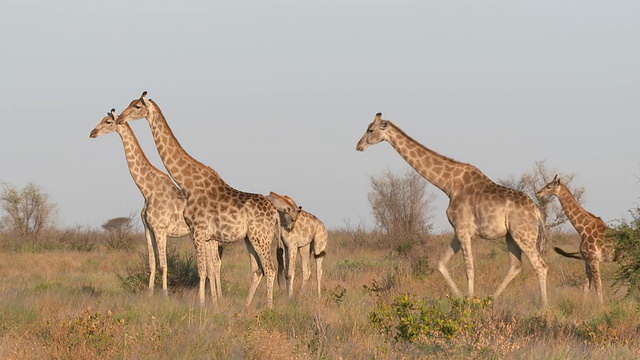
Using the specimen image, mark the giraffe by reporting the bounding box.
[116,91,280,309]
[267,192,327,299]
[89,109,223,299]
[356,113,549,306]
[536,175,616,304]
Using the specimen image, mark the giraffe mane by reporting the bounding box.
[148,99,223,179]
[388,121,487,176]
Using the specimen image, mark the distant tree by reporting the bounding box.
[102,215,136,250]
[369,170,435,240]
[0,181,57,239]
[498,160,585,252]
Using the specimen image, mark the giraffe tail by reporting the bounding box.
[553,247,583,260]
[535,207,549,255]
[275,219,286,288]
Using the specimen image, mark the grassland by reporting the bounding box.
[0,230,638,359]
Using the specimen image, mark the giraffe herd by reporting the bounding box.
[92,92,618,310]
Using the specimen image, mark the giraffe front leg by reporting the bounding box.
[589,260,604,304]
[192,229,210,308]
[458,235,475,298]
[155,230,169,297]
[144,226,156,296]
[203,240,219,308]
[213,242,223,300]
[286,245,298,299]
[299,244,311,295]
[437,236,463,297]
[315,250,324,298]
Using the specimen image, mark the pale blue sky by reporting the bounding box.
[1,1,638,232]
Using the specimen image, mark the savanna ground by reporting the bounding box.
[0,228,639,359]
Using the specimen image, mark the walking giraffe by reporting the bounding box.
[267,192,327,299]
[116,92,280,309]
[356,113,549,306]
[90,109,222,299]
[536,175,617,304]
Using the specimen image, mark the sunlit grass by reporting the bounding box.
[0,231,638,358]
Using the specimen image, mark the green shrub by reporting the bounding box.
[369,294,494,342]
[611,207,640,297]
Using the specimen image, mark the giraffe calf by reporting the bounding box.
[267,192,327,299]
[537,175,616,304]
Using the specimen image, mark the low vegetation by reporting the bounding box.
[1,225,639,359]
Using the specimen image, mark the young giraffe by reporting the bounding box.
[116,91,280,309]
[267,192,327,299]
[357,113,549,306]
[536,175,616,304]
[90,109,223,299]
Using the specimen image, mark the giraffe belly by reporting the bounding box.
[475,225,508,240]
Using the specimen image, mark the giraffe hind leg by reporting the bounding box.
[437,236,463,297]
[493,234,522,299]
[514,232,549,307]
[243,238,264,308]
[582,260,593,294]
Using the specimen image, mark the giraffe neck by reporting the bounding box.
[145,100,226,191]
[555,184,596,234]
[385,123,487,197]
[116,123,171,196]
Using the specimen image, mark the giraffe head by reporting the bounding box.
[536,175,561,199]
[266,191,301,231]
[89,109,118,138]
[116,91,152,125]
[356,113,391,151]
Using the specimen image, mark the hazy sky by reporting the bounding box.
[1,1,638,233]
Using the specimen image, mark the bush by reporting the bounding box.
[102,215,138,250]
[116,245,199,293]
[611,206,640,297]
[0,181,58,239]
[0,226,105,252]
[39,307,127,358]
[369,294,494,343]
[368,170,434,243]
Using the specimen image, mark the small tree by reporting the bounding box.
[0,181,57,239]
[498,160,585,252]
[369,170,434,257]
[102,215,136,250]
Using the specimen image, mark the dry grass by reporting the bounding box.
[0,230,638,359]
